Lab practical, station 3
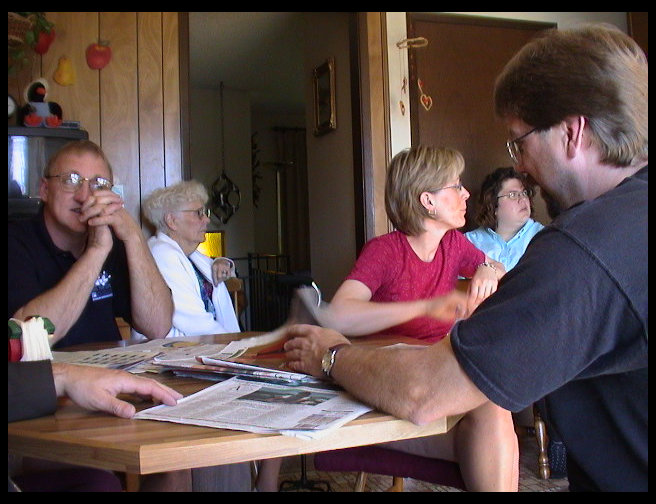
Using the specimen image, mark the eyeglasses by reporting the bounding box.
[179,206,211,219]
[506,127,539,164]
[430,183,464,193]
[497,189,530,201]
[45,172,113,192]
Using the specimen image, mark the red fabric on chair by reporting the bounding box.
[313,445,466,490]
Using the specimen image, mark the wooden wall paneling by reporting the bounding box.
[138,12,166,207]
[9,11,183,229]
[99,12,141,223]
[163,12,183,187]
[28,13,101,142]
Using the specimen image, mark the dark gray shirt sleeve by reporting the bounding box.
[450,228,644,412]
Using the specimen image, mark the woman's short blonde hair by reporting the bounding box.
[143,179,209,232]
[385,146,465,236]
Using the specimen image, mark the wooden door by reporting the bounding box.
[407,14,555,228]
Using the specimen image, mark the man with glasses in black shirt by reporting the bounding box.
[8,140,173,348]
[284,24,647,491]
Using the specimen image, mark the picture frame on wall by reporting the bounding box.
[313,57,336,136]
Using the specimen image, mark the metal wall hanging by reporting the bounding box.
[210,82,241,224]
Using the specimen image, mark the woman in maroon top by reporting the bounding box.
[327,146,518,491]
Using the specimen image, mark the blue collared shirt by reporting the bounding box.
[464,218,545,271]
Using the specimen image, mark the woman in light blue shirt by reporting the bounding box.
[465,167,544,271]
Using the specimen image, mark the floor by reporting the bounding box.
[276,431,569,492]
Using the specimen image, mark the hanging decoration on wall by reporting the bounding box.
[398,42,408,116]
[85,40,112,70]
[396,37,430,115]
[418,78,433,111]
[210,82,241,224]
[53,56,75,86]
[251,131,263,208]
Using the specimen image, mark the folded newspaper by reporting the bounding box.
[149,286,336,383]
[134,374,372,439]
[135,287,375,438]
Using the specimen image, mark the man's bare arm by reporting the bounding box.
[13,244,109,345]
[284,324,487,424]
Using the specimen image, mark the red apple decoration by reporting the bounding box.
[34,29,56,55]
[86,40,112,70]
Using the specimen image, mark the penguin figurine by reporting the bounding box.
[19,79,63,128]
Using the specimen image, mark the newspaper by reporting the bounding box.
[52,338,235,373]
[134,375,372,439]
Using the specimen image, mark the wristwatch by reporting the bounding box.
[321,343,349,378]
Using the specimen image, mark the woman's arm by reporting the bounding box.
[327,279,466,336]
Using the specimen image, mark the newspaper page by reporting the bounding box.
[52,338,234,373]
[134,376,372,439]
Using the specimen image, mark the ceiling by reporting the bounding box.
[189,12,306,114]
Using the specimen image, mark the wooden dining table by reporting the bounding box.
[8,332,462,486]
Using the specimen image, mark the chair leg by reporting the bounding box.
[387,476,404,492]
[354,472,367,492]
[534,411,551,479]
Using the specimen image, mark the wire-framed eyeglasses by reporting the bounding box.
[45,172,113,192]
[179,206,211,219]
[430,183,464,193]
[506,127,539,164]
[497,189,530,201]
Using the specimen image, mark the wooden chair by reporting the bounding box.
[224,277,246,319]
[313,445,465,492]
[115,317,131,341]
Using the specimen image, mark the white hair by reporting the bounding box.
[142,179,209,232]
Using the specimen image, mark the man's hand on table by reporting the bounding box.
[52,362,183,419]
[283,324,351,378]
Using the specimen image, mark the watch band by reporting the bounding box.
[323,343,349,378]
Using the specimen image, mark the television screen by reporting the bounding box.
[8,126,88,220]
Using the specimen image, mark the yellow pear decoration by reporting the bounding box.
[53,56,76,86]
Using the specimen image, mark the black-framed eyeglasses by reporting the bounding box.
[506,127,539,164]
[45,172,113,192]
[497,189,530,201]
[179,206,211,219]
[430,183,464,193]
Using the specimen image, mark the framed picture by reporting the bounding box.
[313,57,336,136]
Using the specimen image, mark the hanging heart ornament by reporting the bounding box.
[420,94,433,111]
[418,79,433,111]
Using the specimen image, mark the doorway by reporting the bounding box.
[187,12,310,272]
[406,13,555,228]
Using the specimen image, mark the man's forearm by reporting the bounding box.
[12,247,108,344]
[329,337,487,424]
[123,236,173,338]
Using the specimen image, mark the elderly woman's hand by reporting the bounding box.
[211,258,234,286]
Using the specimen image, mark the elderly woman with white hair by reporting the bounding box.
[139,179,240,338]
[140,180,284,490]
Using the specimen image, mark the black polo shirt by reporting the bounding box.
[8,208,131,348]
